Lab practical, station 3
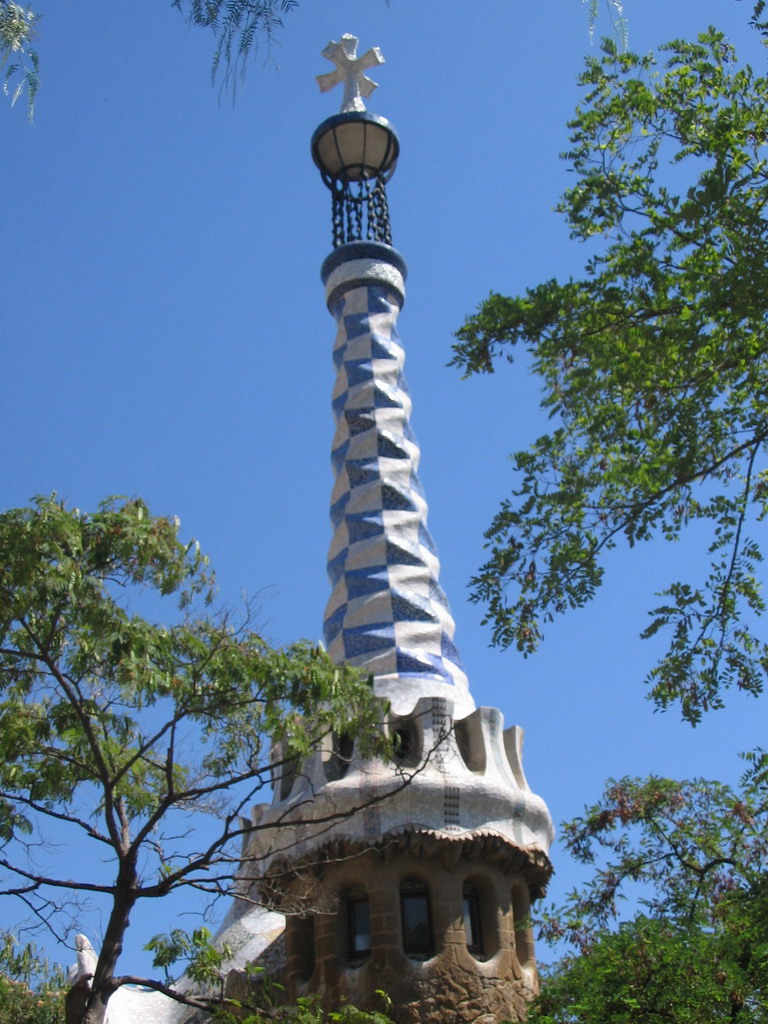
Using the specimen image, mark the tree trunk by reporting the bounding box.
[79,860,139,1024]
[65,976,92,1024]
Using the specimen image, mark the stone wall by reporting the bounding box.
[279,837,547,1024]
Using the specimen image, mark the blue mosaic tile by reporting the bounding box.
[440,632,464,667]
[373,382,402,409]
[377,432,408,460]
[370,335,396,360]
[327,549,347,586]
[381,484,417,512]
[344,622,395,658]
[396,649,454,684]
[332,390,349,415]
[345,359,375,387]
[331,438,351,473]
[347,458,381,489]
[391,593,438,623]
[323,275,467,693]
[385,538,426,567]
[344,410,376,436]
[406,472,426,500]
[344,312,375,339]
[418,522,438,556]
[324,604,347,643]
[366,286,395,315]
[345,568,390,600]
[330,491,350,530]
[346,513,385,544]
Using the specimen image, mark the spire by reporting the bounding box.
[313,37,473,717]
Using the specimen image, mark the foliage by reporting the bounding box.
[0,2,38,118]
[3,0,648,120]
[453,26,768,723]
[526,768,768,1022]
[0,932,64,1024]
[172,0,298,95]
[2,0,298,118]
[143,931,396,1022]
[0,495,388,1024]
[752,0,768,36]
[529,915,768,1023]
[583,0,628,50]
[209,986,395,1024]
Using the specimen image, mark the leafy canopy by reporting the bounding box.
[0,932,64,1024]
[526,766,768,1022]
[453,26,768,723]
[0,495,387,1022]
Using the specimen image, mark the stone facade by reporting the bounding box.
[281,840,544,1024]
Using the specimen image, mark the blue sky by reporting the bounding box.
[4,0,767,979]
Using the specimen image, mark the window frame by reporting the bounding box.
[400,879,434,958]
[346,890,372,961]
[463,885,484,956]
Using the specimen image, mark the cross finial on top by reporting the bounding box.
[317,34,385,113]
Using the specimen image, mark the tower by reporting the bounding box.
[219,35,554,1024]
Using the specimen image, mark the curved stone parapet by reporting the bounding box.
[322,242,473,718]
[242,694,554,882]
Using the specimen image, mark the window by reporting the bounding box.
[277,757,297,800]
[392,727,413,761]
[400,879,434,958]
[324,732,354,782]
[346,889,371,961]
[389,714,422,768]
[463,884,483,955]
[291,916,315,981]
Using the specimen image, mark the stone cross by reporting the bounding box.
[317,34,385,113]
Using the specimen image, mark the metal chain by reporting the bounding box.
[332,191,345,248]
[330,179,392,247]
[370,179,392,245]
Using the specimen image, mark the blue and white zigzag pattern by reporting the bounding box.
[323,278,467,690]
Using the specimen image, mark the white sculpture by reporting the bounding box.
[66,932,99,985]
[317,34,385,113]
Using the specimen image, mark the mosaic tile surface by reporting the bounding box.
[323,249,469,695]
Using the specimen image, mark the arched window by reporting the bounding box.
[400,878,434,958]
[346,887,371,961]
[324,732,354,782]
[389,713,422,768]
[463,883,483,955]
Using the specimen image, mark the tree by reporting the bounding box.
[172,0,298,95]
[452,23,768,723]
[583,0,628,50]
[0,495,390,1024]
[0,932,64,1024]
[525,766,768,1022]
[1,2,38,116]
[0,0,298,119]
